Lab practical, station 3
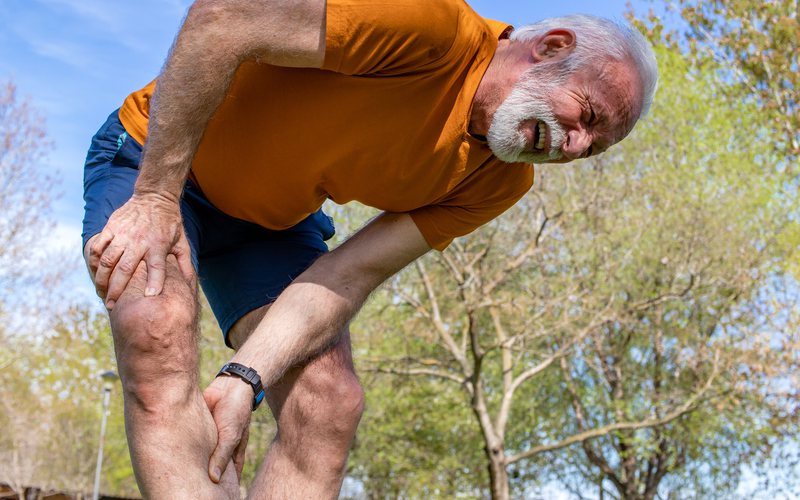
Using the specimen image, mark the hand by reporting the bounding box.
[87,192,193,308]
[203,375,254,483]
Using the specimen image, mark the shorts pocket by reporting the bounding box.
[111,131,143,169]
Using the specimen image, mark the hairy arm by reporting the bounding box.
[235,213,430,381]
[137,0,326,198]
[205,212,432,480]
[89,0,327,306]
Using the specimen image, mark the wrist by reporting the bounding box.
[131,187,181,205]
[216,362,266,411]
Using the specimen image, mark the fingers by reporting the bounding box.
[105,249,147,308]
[144,249,168,297]
[93,243,124,301]
[174,232,196,286]
[202,385,219,411]
[86,231,112,277]
[209,425,242,484]
[204,379,252,484]
[87,197,196,306]
[233,423,250,480]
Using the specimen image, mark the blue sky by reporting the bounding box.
[0,0,643,299]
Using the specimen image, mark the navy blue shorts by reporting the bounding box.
[82,110,335,346]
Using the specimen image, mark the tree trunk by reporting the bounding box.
[485,445,510,500]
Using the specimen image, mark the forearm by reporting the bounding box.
[231,251,376,386]
[231,213,431,386]
[134,0,326,200]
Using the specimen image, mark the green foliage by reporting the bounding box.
[348,298,488,499]
[347,38,799,499]
[0,306,138,497]
[636,0,799,160]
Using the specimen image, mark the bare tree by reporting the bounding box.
[0,81,54,296]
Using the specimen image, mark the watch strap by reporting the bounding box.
[216,362,266,411]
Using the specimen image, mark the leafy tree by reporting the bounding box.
[347,42,799,499]
[537,44,799,500]
[0,307,135,499]
[637,0,799,160]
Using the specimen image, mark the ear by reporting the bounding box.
[531,29,576,62]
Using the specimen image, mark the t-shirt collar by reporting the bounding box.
[484,19,515,41]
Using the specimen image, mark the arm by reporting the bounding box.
[237,212,431,381]
[89,0,327,306]
[204,212,431,480]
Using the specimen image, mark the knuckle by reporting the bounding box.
[116,260,136,274]
[98,254,117,268]
[146,259,166,271]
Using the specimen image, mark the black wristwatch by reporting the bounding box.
[216,362,266,411]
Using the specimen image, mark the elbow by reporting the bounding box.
[187,0,233,24]
[183,0,249,60]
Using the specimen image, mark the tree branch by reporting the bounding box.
[507,349,722,464]
[415,260,470,372]
[367,366,466,386]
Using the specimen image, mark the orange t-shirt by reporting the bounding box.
[118,0,533,250]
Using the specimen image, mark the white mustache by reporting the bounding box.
[487,68,568,164]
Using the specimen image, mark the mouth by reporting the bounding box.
[534,121,547,151]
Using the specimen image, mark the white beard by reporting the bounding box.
[487,66,568,164]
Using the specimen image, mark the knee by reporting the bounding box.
[322,374,366,439]
[285,371,365,445]
[111,291,196,356]
[109,293,198,410]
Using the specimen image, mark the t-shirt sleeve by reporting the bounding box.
[409,161,534,251]
[322,0,465,75]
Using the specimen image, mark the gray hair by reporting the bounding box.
[510,14,659,118]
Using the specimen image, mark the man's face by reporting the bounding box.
[487,56,642,164]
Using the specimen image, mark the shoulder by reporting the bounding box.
[324,0,492,74]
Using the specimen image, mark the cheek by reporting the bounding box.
[549,97,582,126]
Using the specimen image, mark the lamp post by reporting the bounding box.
[92,370,118,500]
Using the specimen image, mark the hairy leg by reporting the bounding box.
[86,236,239,499]
[229,307,364,500]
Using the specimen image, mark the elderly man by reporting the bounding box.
[81,0,657,497]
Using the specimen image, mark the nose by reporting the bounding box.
[561,128,592,160]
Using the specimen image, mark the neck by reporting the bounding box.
[469,38,526,138]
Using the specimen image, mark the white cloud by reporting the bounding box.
[35,0,189,54]
[27,37,94,71]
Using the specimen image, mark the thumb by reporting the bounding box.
[174,232,196,285]
[209,429,239,484]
